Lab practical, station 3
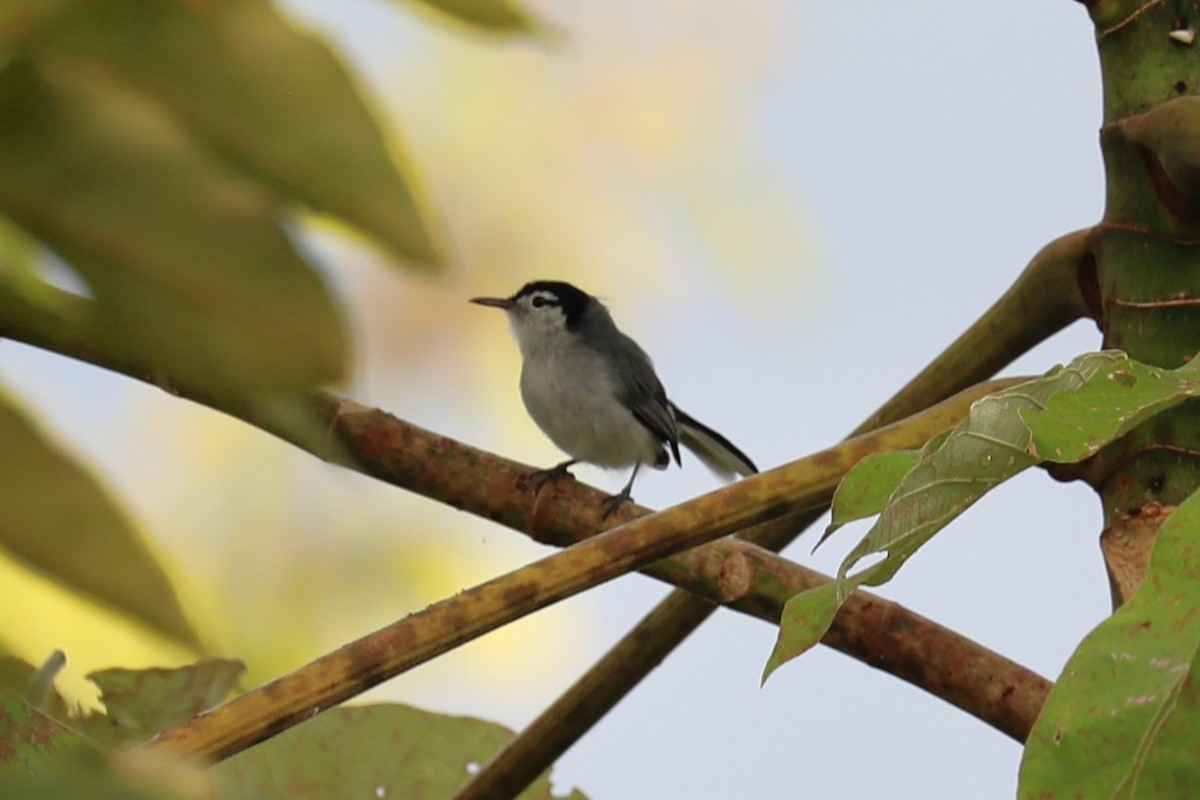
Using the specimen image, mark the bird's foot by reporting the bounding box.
[527,460,577,493]
[600,487,634,520]
[599,463,642,519]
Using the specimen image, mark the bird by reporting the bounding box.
[470,280,757,517]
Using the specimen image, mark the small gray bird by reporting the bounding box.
[471,280,757,517]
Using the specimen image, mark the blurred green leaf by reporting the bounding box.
[0,52,348,392]
[0,388,205,651]
[0,655,70,721]
[401,0,548,35]
[0,706,182,800]
[1019,485,1200,798]
[216,703,588,799]
[79,659,244,748]
[0,764,178,800]
[0,1,70,42]
[32,0,444,269]
[0,684,93,779]
[0,212,35,276]
[0,214,84,324]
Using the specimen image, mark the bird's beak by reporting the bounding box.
[469,296,514,310]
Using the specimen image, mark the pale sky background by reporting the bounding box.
[0,1,1113,798]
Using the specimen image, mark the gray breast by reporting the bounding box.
[519,338,664,469]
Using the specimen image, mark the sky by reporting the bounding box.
[0,0,1115,798]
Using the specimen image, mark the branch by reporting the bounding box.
[0,286,1052,767]
[137,379,1048,763]
[456,227,1097,800]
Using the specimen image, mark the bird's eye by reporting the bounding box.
[531,296,547,308]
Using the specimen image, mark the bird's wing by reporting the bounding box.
[604,333,681,466]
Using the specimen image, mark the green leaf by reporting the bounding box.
[1018,486,1200,798]
[216,703,589,800]
[765,351,1140,677]
[0,52,348,393]
[762,581,846,684]
[401,0,549,35]
[0,389,205,651]
[1023,352,1200,462]
[815,446,926,550]
[837,351,1134,586]
[79,659,244,747]
[32,0,444,269]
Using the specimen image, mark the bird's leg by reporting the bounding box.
[601,462,641,519]
[528,459,578,493]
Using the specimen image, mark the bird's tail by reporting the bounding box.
[672,405,758,480]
